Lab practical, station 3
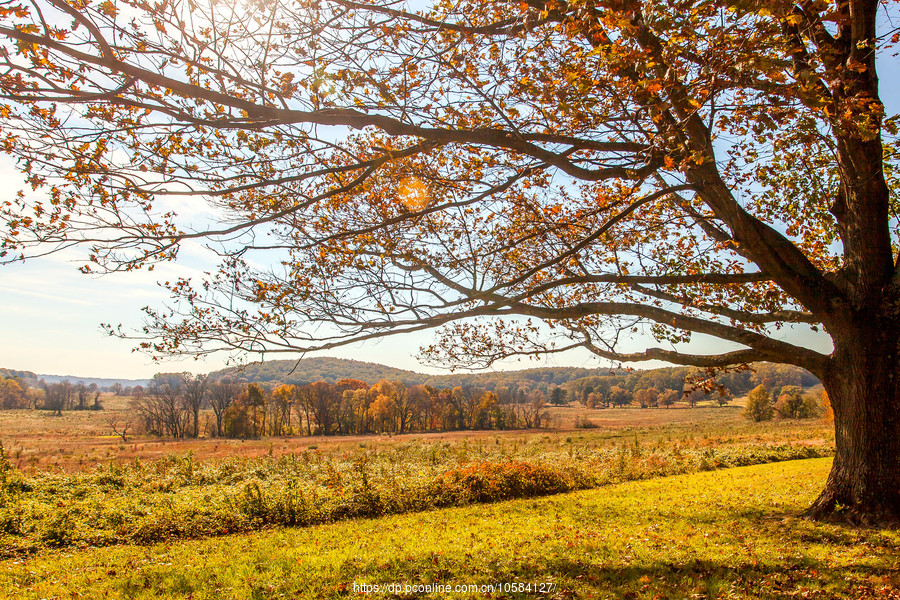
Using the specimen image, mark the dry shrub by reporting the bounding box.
[432,461,577,504]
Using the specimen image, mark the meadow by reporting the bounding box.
[1,395,876,599]
[3,459,898,599]
[0,392,824,472]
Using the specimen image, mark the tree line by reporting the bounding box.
[129,373,555,438]
[566,363,818,410]
[0,376,104,414]
[743,385,830,423]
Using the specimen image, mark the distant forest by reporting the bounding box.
[211,357,641,388]
[3,358,820,397]
[0,368,37,381]
[210,357,426,386]
[210,357,817,397]
[1,360,819,438]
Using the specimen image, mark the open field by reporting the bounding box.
[3,458,897,599]
[0,394,830,473]
[0,417,833,556]
[0,394,854,598]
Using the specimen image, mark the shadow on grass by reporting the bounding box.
[531,557,899,600]
[15,503,900,599]
[311,504,900,600]
[317,555,900,600]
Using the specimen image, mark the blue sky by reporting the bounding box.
[1,11,898,379]
[0,241,619,378]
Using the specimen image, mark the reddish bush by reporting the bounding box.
[432,461,575,504]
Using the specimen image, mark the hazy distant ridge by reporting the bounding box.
[5,357,817,393]
[2,357,631,389]
[35,373,149,387]
[210,357,428,386]
[209,357,620,388]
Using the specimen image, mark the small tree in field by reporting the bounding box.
[774,386,822,420]
[519,390,548,429]
[182,373,208,438]
[107,416,134,443]
[0,378,26,410]
[658,389,680,409]
[683,387,706,409]
[550,387,567,406]
[634,387,659,409]
[743,385,774,422]
[608,386,632,408]
[585,391,603,409]
[709,387,733,407]
[246,383,267,438]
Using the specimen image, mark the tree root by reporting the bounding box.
[803,490,900,528]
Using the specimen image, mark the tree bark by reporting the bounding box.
[807,320,900,524]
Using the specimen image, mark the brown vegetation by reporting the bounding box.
[0,389,834,474]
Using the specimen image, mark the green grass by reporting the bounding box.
[2,458,898,599]
[0,423,833,556]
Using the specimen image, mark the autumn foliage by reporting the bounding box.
[127,376,549,438]
[742,384,772,422]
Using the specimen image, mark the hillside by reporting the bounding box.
[209,357,635,387]
[208,357,817,398]
[209,357,427,385]
[4,358,819,399]
[1,368,149,388]
[35,374,150,387]
[421,365,624,389]
[0,368,36,381]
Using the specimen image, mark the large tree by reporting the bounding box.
[1,0,899,521]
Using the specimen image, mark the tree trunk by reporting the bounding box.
[807,324,900,524]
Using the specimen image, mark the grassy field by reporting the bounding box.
[0,418,832,556]
[0,394,825,473]
[1,396,865,598]
[2,458,898,599]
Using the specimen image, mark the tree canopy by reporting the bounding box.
[1,0,900,521]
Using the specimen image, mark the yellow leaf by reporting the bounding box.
[98,0,117,17]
